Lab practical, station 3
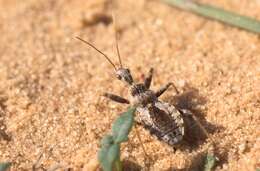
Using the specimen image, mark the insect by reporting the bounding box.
[76,14,208,147]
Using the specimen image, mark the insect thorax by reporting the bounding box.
[129,83,157,106]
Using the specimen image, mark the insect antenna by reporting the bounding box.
[111,5,123,68]
[76,36,117,70]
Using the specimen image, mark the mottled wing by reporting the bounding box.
[136,101,184,145]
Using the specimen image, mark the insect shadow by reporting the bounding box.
[122,160,142,171]
[165,150,210,171]
[163,84,223,150]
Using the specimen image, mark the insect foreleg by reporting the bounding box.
[144,68,154,89]
[103,93,130,104]
[155,82,179,97]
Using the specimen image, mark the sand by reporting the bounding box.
[0,0,259,170]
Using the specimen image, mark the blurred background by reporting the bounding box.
[0,0,259,170]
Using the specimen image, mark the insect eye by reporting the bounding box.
[116,75,122,80]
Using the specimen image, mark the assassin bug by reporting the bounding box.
[76,13,209,147]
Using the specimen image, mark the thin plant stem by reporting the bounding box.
[114,159,122,171]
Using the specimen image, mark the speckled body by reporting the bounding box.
[129,83,185,145]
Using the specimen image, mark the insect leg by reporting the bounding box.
[155,82,179,97]
[103,93,130,104]
[144,68,154,89]
[134,124,149,158]
[180,109,211,139]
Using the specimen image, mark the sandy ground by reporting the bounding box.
[0,0,259,170]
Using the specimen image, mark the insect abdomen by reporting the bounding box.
[136,101,184,145]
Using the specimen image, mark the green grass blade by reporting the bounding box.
[98,135,120,171]
[163,0,260,34]
[100,134,114,147]
[112,107,135,143]
[0,162,11,171]
[98,108,135,171]
[204,153,216,171]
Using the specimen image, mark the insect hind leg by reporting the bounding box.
[180,109,210,139]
